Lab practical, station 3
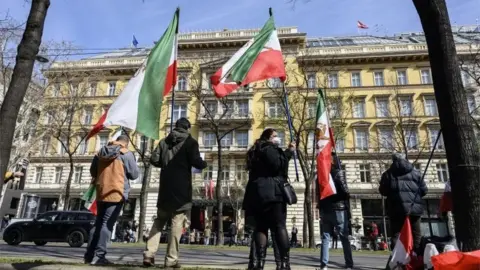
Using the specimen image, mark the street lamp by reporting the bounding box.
[35,55,49,63]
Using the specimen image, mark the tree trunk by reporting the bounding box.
[302,202,308,248]
[0,0,50,192]
[138,162,151,242]
[413,0,480,251]
[64,157,74,210]
[215,141,224,245]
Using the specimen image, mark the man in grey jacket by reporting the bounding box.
[144,118,207,269]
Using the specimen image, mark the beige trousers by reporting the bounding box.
[144,208,186,266]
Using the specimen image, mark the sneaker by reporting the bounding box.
[143,256,155,267]
[90,257,114,266]
[320,267,328,270]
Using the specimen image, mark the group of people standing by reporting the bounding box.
[82,117,429,270]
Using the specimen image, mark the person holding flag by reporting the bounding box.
[84,135,139,265]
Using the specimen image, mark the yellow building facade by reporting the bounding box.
[20,26,480,241]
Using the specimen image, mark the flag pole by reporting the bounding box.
[169,7,180,133]
[282,83,300,182]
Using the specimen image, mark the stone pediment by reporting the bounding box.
[350,121,372,127]
[374,120,395,126]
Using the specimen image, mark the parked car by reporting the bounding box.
[3,211,95,247]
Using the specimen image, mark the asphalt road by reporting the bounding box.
[0,242,389,269]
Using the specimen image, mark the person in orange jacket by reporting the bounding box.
[4,171,24,183]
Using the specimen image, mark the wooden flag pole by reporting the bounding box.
[282,83,300,182]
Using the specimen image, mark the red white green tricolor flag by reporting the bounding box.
[316,89,337,200]
[82,184,97,216]
[210,8,286,98]
[86,8,179,140]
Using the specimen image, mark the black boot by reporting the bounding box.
[248,240,256,270]
[280,251,291,270]
[254,246,266,270]
[275,261,281,270]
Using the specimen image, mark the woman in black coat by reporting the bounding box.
[243,128,295,270]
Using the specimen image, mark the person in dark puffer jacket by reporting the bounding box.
[379,153,428,255]
[318,154,353,270]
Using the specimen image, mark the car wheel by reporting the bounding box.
[67,230,85,248]
[316,244,321,249]
[351,244,357,251]
[34,240,47,246]
[4,229,22,246]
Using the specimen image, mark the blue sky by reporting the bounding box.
[2,0,479,51]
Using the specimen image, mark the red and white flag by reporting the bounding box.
[389,217,414,268]
[357,20,369,29]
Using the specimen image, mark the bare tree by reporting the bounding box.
[184,59,251,245]
[0,0,50,191]
[44,71,99,210]
[459,46,480,131]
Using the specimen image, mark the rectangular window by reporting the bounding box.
[41,137,50,155]
[205,101,218,116]
[59,137,67,155]
[308,102,316,118]
[220,165,230,183]
[235,131,248,148]
[221,133,232,147]
[307,74,316,88]
[396,70,408,85]
[70,83,79,93]
[375,98,389,117]
[108,82,117,96]
[83,107,93,125]
[374,71,384,86]
[351,72,362,87]
[88,83,97,96]
[267,78,282,88]
[429,128,445,150]
[277,130,286,147]
[424,97,438,116]
[467,95,476,114]
[355,129,369,151]
[336,137,345,152]
[359,164,371,183]
[78,137,87,155]
[405,129,418,150]
[223,101,234,117]
[329,102,340,119]
[378,129,394,151]
[35,167,43,183]
[421,69,432,84]
[203,132,216,147]
[236,164,248,185]
[328,73,339,88]
[9,198,19,209]
[52,84,60,97]
[54,167,63,183]
[399,97,413,116]
[176,75,188,91]
[99,135,108,150]
[74,166,83,183]
[436,164,449,182]
[268,102,284,118]
[172,104,187,122]
[203,165,214,181]
[353,98,366,118]
[237,101,249,117]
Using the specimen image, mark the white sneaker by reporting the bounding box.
[320,267,328,270]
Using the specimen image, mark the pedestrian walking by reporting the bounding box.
[331,227,338,250]
[204,226,211,246]
[243,128,295,270]
[84,135,139,265]
[318,154,353,270]
[189,229,195,244]
[229,222,237,247]
[143,118,207,268]
[290,225,298,247]
[379,153,427,256]
[370,221,379,251]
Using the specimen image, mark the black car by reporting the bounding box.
[3,211,95,247]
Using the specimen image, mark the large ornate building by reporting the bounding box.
[18,25,480,242]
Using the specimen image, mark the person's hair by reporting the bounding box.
[175,117,191,130]
[246,128,276,170]
[116,135,129,143]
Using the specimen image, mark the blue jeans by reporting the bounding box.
[84,201,123,261]
[320,209,353,268]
